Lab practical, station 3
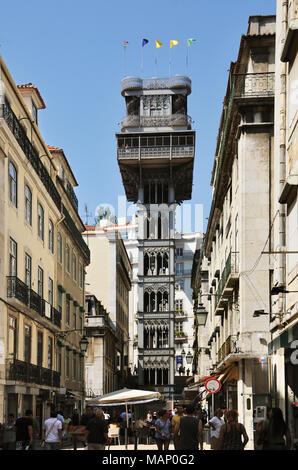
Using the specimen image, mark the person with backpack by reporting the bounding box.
[43,409,63,450]
[175,405,203,450]
[217,409,249,450]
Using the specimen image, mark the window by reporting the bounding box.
[48,277,53,306]
[48,336,53,370]
[66,297,70,325]
[175,299,184,312]
[9,238,17,276]
[37,266,44,298]
[72,254,77,281]
[176,248,183,257]
[66,243,70,272]
[48,219,54,253]
[73,352,77,379]
[73,304,77,329]
[57,346,62,374]
[66,349,70,377]
[31,101,38,123]
[24,185,32,225]
[57,232,62,263]
[37,203,44,240]
[37,331,43,367]
[57,288,63,315]
[176,263,184,275]
[24,324,31,363]
[9,161,17,207]
[8,316,17,359]
[25,253,32,288]
[79,262,83,289]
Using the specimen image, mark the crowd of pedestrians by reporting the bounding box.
[0,404,293,450]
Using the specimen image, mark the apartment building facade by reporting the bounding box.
[83,225,132,392]
[0,57,89,427]
[191,16,276,449]
[269,0,298,444]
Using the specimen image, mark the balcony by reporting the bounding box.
[174,310,188,319]
[117,145,194,161]
[217,335,239,364]
[233,73,275,99]
[121,76,192,95]
[1,100,61,211]
[174,331,188,342]
[214,252,239,314]
[7,276,61,329]
[62,204,90,262]
[121,114,192,130]
[6,358,60,388]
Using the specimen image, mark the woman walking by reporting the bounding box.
[256,407,291,450]
[217,410,249,450]
[154,410,171,450]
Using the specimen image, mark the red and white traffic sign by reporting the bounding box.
[204,377,221,394]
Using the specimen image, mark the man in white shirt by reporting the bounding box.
[208,409,224,450]
[44,409,63,450]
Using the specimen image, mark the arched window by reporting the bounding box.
[48,219,54,253]
[37,203,44,240]
[9,161,17,207]
[24,185,32,225]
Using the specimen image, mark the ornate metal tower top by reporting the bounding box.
[116,75,195,203]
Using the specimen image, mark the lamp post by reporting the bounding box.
[186,351,193,364]
[195,303,208,326]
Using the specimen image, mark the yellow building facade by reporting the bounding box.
[0,56,89,428]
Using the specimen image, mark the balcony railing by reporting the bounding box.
[233,73,275,99]
[117,145,194,160]
[121,114,192,129]
[174,331,188,341]
[214,252,239,309]
[1,100,61,211]
[66,181,79,211]
[217,335,238,363]
[7,276,61,328]
[6,358,60,388]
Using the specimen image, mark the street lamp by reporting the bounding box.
[271,286,298,295]
[181,349,186,358]
[195,303,208,326]
[79,335,89,353]
[186,351,193,364]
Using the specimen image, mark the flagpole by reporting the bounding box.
[169,46,172,77]
[155,48,158,77]
[186,45,189,75]
[123,45,126,77]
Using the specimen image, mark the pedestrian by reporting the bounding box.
[43,409,63,450]
[15,410,33,450]
[2,414,16,450]
[175,405,203,450]
[256,407,291,450]
[171,403,186,450]
[208,408,225,450]
[146,410,153,424]
[217,409,249,450]
[154,410,171,450]
[85,409,108,450]
[57,409,64,424]
[79,405,95,448]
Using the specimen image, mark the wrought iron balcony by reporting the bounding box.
[121,76,191,95]
[66,181,79,210]
[1,100,61,211]
[217,335,238,363]
[7,276,61,328]
[6,358,60,388]
[214,251,239,311]
[233,73,275,99]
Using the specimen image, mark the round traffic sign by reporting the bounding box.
[204,378,221,393]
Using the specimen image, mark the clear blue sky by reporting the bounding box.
[1,0,276,231]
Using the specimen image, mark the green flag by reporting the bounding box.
[187,38,196,47]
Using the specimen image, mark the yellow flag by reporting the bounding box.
[156,40,163,48]
[170,40,179,48]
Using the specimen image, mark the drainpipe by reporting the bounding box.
[278,0,288,317]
